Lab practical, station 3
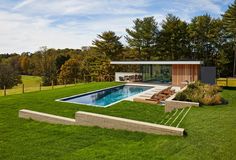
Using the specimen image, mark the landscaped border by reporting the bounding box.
[165,86,199,112]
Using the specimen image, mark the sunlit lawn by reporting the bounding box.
[0,82,235,160]
[0,75,76,96]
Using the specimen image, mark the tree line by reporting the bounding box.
[0,1,236,89]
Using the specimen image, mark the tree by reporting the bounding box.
[159,14,190,60]
[188,14,223,65]
[126,17,158,60]
[40,47,57,86]
[55,54,70,74]
[19,53,30,74]
[0,64,21,89]
[58,59,80,84]
[223,0,236,76]
[80,48,112,82]
[93,31,123,60]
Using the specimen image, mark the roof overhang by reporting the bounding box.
[110,61,203,65]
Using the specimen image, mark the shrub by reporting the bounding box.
[200,96,213,105]
[190,90,203,102]
[213,85,223,92]
[174,81,225,106]
[175,92,187,101]
[212,94,223,105]
[187,80,203,90]
[58,59,80,84]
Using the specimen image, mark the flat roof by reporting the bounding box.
[110,61,203,65]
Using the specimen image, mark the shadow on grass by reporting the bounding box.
[222,87,236,90]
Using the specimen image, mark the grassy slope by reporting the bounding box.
[21,75,42,87]
[0,75,75,96]
[0,82,236,160]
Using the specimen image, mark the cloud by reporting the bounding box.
[0,0,233,53]
[150,0,225,22]
[0,10,137,53]
[12,0,150,16]
[0,11,89,53]
[13,0,36,10]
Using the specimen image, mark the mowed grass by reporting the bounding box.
[0,75,76,96]
[0,82,236,160]
[20,75,42,87]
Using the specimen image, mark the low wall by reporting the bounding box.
[75,111,184,136]
[164,85,199,112]
[165,100,199,112]
[19,109,75,125]
[19,109,184,136]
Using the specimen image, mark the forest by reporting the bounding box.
[0,1,236,89]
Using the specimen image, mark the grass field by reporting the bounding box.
[0,75,75,96]
[0,82,236,160]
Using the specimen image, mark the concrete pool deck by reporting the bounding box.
[124,82,181,102]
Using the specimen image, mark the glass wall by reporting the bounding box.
[142,65,172,83]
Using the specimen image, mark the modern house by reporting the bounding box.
[111,61,208,86]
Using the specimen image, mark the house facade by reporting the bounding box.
[110,61,203,86]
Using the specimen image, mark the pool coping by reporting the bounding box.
[55,83,155,108]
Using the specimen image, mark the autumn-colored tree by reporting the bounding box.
[1,11,236,80]
[19,53,30,74]
[58,58,80,84]
[80,48,113,82]
[40,47,58,86]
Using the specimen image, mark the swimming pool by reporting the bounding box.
[57,85,153,107]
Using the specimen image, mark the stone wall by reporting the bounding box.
[19,109,184,136]
[19,109,75,125]
[165,100,199,112]
[75,111,184,136]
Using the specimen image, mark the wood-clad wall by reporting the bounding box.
[172,64,200,86]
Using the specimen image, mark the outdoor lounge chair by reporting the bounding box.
[119,76,124,81]
[133,86,175,105]
[139,95,152,98]
[133,97,160,104]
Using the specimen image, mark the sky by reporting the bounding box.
[0,0,234,53]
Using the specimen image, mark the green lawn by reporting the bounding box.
[0,82,236,160]
[0,75,76,96]
[21,75,42,87]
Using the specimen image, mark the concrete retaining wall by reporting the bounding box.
[19,109,75,125]
[164,85,199,112]
[75,111,184,136]
[165,100,199,112]
[19,109,184,136]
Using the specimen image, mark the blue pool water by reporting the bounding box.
[59,85,152,107]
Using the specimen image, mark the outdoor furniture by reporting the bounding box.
[139,95,152,98]
[133,97,160,104]
[119,76,124,81]
[124,76,129,81]
[133,86,175,105]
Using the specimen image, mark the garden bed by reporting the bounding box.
[174,81,226,106]
[164,85,199,112]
